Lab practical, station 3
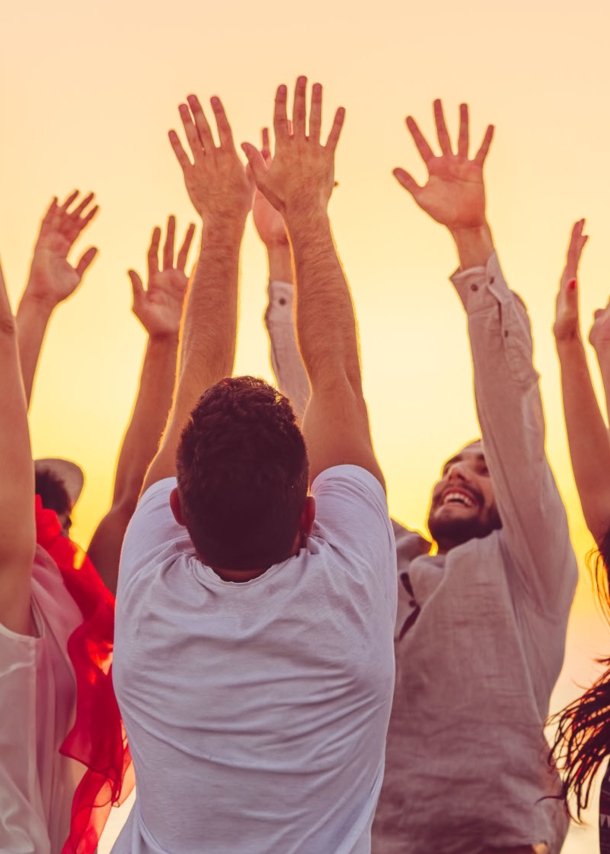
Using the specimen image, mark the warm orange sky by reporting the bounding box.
[2,1,610,848]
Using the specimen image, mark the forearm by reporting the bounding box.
[266,241,293,284]
[264,280,310,420]
[88,334,178,591]
[595,345,610,431]
[144,215,245,488]
[559,339,610,542]
[286,207,361,392]
[15,293,56,407]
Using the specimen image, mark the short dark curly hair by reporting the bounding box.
[176,376,309,569]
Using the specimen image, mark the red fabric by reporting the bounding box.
[35,497,133,854]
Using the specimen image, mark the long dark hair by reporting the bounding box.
[552,529,610,819]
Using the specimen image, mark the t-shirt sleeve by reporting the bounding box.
[311,464,396,583]
[118,477,191,592]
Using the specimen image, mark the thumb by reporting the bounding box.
[75,246,98,279]
[128,270,145,309]
[393,168,422,199]
[241,143,268,188]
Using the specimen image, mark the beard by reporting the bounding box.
[428,505,502,552]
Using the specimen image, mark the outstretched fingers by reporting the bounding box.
[177,223,196,272]
[325,106,345,152]
[474,125,495,166]
[211,96,235,149]
[457,103,469,158]
[163,216,176,271]
[309,83,322,144]
[406,116,435,164]
[147,226,161,278]
[169,130,192,171]
[274,84,290,144]
[292,76,307,139]
[434,99,453,155]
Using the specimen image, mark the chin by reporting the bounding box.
[428,512,499,550]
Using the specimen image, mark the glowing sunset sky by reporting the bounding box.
[1,0,609,848]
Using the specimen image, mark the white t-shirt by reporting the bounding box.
[113,464,397,854]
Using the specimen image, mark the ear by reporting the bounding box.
[299,495,316,539]
[169,487,186,527]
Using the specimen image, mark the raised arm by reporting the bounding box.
[16,192,98,406]
[0,257,36,636]
[87,218,195,592]
[252,128,310,420]
[243,77,383,487]
[142,95,253,491]
[553,222,610,545]
[395,101,576,607]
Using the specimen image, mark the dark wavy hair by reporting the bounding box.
[35,468,71,516]
[552,528,610,819]
[176,376,309,570]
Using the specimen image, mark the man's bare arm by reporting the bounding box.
[143,96,252,491]
[0,257,36,635]
[88,218,195,592]
[243,78,384,487]
[16,191,98,406]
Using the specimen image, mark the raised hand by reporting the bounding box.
[169,95,253,222]
[394,101,494,233]
[26,191,99,306]
[129,217,195,339]
[251,129,289,248]
[242,77,345,217]
[554,220,588,344]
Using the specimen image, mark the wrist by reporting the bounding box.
[555,332,584,352]
[267,243,293,284]
[202,211,248,240]
[284,204,330,238]
[450,223,494,271]
[147,330,180,346]
[18,289,58,318]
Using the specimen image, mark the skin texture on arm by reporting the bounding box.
[142,95,253,491]
[87,218,195,593]
[554,221,610,544]
[0,257,36,636]
[243,77,384,487]
[16,191,98,407]
[252,128,310,421]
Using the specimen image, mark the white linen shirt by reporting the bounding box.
[112,465,397,854]
[265,259,578,854]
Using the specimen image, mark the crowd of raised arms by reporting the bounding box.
[3,76,610,854]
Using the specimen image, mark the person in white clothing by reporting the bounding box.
[259,101,578,854]
[112,78,397,854]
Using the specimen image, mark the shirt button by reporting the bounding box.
[470,284,479,292]
[279,297,287,306]
[490,276,495,284]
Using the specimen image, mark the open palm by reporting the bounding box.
[394,101,494,232]
[28,191,99,304]
[130,217,196,339]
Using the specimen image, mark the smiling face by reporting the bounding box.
[427,440,502,554]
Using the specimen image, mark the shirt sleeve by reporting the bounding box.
[311,465,397,589]
[451,253,578,613]
[118,477,191,592]
[264,280,311,421]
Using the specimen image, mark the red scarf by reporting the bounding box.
[35,496,133,854]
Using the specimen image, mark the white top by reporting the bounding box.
[0,547,84,854]
[265,261,578,854]
[113,465,397,854]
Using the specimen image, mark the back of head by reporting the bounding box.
[35,468,72,517]
[176,376,309,570]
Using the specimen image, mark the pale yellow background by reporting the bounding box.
[1,0,609,850]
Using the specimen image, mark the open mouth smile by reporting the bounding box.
[441,489,477,509]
